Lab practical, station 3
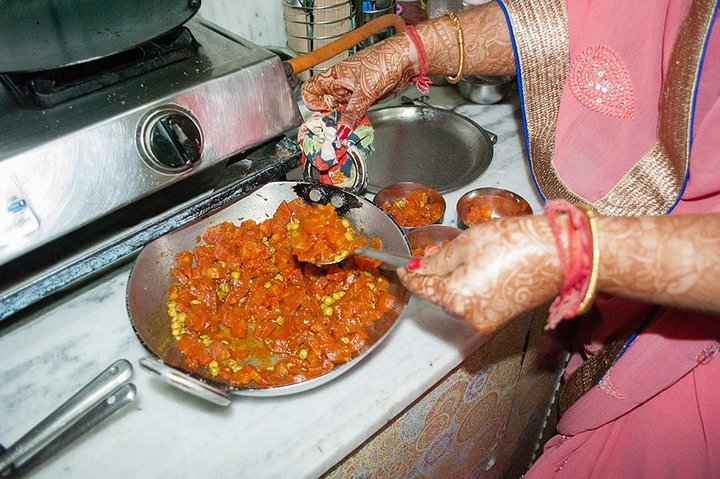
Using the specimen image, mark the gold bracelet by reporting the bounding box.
[444,12,465,84]
[575,204,600,316]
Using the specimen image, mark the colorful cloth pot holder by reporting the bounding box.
[298,108,374,186]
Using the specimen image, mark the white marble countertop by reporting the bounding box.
[0,85,542,479]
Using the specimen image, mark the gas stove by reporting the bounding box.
[0,17,303,320]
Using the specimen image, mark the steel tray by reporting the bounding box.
[364,104,496,194]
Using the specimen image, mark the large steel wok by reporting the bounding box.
[126,181,411,403]
[0,0,201,72]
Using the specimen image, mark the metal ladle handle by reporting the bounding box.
[0,359,135,475]
[355,246,411,268]
[139,357,231,407]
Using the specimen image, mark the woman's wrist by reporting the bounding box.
[403,30,421,76]
[388,34,422,86]
[416,15,463,77]
[510,215,565,311]
[404,25,433,93]
[415,3,515,77]
[595,215,720,312]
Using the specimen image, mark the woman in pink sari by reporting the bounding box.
[302,0,720,476]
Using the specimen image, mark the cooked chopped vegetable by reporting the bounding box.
[167,198,396,387]
[381,191,443,227]
[286,201,366,264]
[465,203,494,225]
[411,239,450,258]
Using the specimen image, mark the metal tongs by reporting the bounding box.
[0,359,136,477]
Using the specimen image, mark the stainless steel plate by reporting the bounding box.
[364,105,495,194]
[126,181,411,397]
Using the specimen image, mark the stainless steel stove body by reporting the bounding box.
[0,17,303,320]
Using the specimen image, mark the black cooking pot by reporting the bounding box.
[0,0,201,72]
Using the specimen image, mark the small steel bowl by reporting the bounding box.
[373,182,446,231]
[457,75,515,105]
[407,225,462,257]
[456,187,532,229]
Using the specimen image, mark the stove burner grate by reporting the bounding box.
[0,27,198,109]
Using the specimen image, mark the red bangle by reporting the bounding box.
[545,200,595,329]
[405,25,432,94]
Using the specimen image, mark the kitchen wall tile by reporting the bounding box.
[199,0,288,47]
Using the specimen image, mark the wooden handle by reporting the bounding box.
[284,13,406,76]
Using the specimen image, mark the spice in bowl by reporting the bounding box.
[456,187,532,229]
[373,182,446,229]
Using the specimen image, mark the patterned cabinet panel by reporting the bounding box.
[324,307,568,479]
[495,308,570,478]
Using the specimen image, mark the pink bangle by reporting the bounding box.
[545,200,596,329]
[405,25,432,94]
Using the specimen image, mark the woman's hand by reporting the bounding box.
[301,3,514,133]
[398,216,562,334]
[301,36,416,133]
[399,213,720,335]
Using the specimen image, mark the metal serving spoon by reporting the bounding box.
[312,246,412,268]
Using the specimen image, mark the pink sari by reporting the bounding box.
[497,0,720,476]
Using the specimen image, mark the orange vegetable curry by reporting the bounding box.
[287,201,365,264]
[411,240,450,258]
[167,198,396,387]
[380,191,443,228]
[465,203,494,225]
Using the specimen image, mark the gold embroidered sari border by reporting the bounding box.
[498,0,583,206]
[596,0,717,215]
[501,0,718,216]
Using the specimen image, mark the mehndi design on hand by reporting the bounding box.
[301,35,416,132]
[301,3,515,133]
[399,216,562,334]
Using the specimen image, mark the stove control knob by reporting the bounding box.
[138,106,203,172]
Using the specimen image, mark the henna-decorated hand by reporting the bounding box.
[301,35,416,133]
[301,4,514,134]
[398,216,563,334]
[400,213,720,334]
